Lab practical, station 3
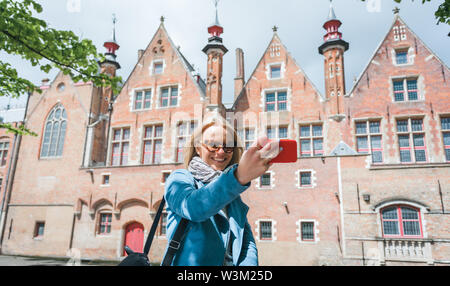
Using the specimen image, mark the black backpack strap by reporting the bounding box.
[143,196,166,255]
[161,218,189,266]
[160,178,199,266]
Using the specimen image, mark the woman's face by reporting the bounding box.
[195,125,234,171]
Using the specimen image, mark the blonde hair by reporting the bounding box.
[183,116,244,169]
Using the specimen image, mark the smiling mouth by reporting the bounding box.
[211,158,226,163]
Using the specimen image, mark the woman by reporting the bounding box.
[162,116,279,266]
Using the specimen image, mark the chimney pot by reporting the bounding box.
[138,49,144,60]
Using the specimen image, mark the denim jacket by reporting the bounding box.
[162,164,258,266]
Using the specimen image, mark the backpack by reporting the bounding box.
[117,196,189,266]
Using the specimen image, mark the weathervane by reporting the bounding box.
[213,0,220,25]
[112,13,117,42]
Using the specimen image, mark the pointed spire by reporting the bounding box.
[320,1,347,45]
[327,0,337,20]
[112,13,117,42]
[104,14,120,55]
[213,0,220,26]
[207,0,224,37]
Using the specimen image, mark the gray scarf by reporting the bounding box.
[188,156,226,184]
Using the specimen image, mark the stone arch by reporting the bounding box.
[151,199,166,213]
[373,197,430,212]
[90,198,113,215]
[116,198,149,214]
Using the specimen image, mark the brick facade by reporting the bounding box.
[0,9,448,266]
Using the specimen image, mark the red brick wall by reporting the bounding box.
[1,16,449,266]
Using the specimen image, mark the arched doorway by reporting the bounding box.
[123,222,144,256]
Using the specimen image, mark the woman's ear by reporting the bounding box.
[194,145,202,157]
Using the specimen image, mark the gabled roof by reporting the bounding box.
[348,14,449,96]
[232,32,324,109]
[116,22,206,101]
[330,141,358,156]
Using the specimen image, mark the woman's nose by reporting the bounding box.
[216,148,226,155]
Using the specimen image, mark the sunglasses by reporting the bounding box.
[202,141,235,153]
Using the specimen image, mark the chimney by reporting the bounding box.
[234,48,245,101]
[41,78,50,86]
[138,49,144,61]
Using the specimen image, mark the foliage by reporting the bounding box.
[0,0,122,135]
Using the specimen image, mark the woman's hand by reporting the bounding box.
[235,136,280,185]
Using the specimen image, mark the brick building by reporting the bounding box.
[0,4,449,265]
[0,110,24,246]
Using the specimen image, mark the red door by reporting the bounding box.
[123,222,144,256]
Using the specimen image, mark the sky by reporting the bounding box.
[1,0,449,111]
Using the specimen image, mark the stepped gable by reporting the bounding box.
[348,14,450,101]
[114,21,206,107]
[232,30,323,113]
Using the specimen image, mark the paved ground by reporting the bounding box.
[0,254,118,266]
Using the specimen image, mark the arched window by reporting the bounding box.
[381,205,422,238]
[40,104,67,158]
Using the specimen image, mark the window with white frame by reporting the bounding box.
[381,205,422,238]
[440,117,450,161]
[396,118,427,163]
[300,221,315,241]
[160,86,178,108]
[355,120,383,163]
[98,213,112,235]
[393,78,419,102]
[265,91,287,112]
[259,172,271,188]
[395,48,409,65]
[299,124,323,157]
[266,126,288,140]
[296,169,316,189]
[0,141,9,166]
[134,90,152,110]
[142,125,163,164]
[176,121,197,163]
[296,219,319,243]
[101,174,110,186]
[299,171,312,187]
[243,128,255,150]
[153,62,164,75]
[259,221,273,240]
[270,65,281,79]
[111,128,130,166]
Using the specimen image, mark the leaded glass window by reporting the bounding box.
[40,104,67,158]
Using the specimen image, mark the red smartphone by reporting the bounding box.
[270,139,298,163]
